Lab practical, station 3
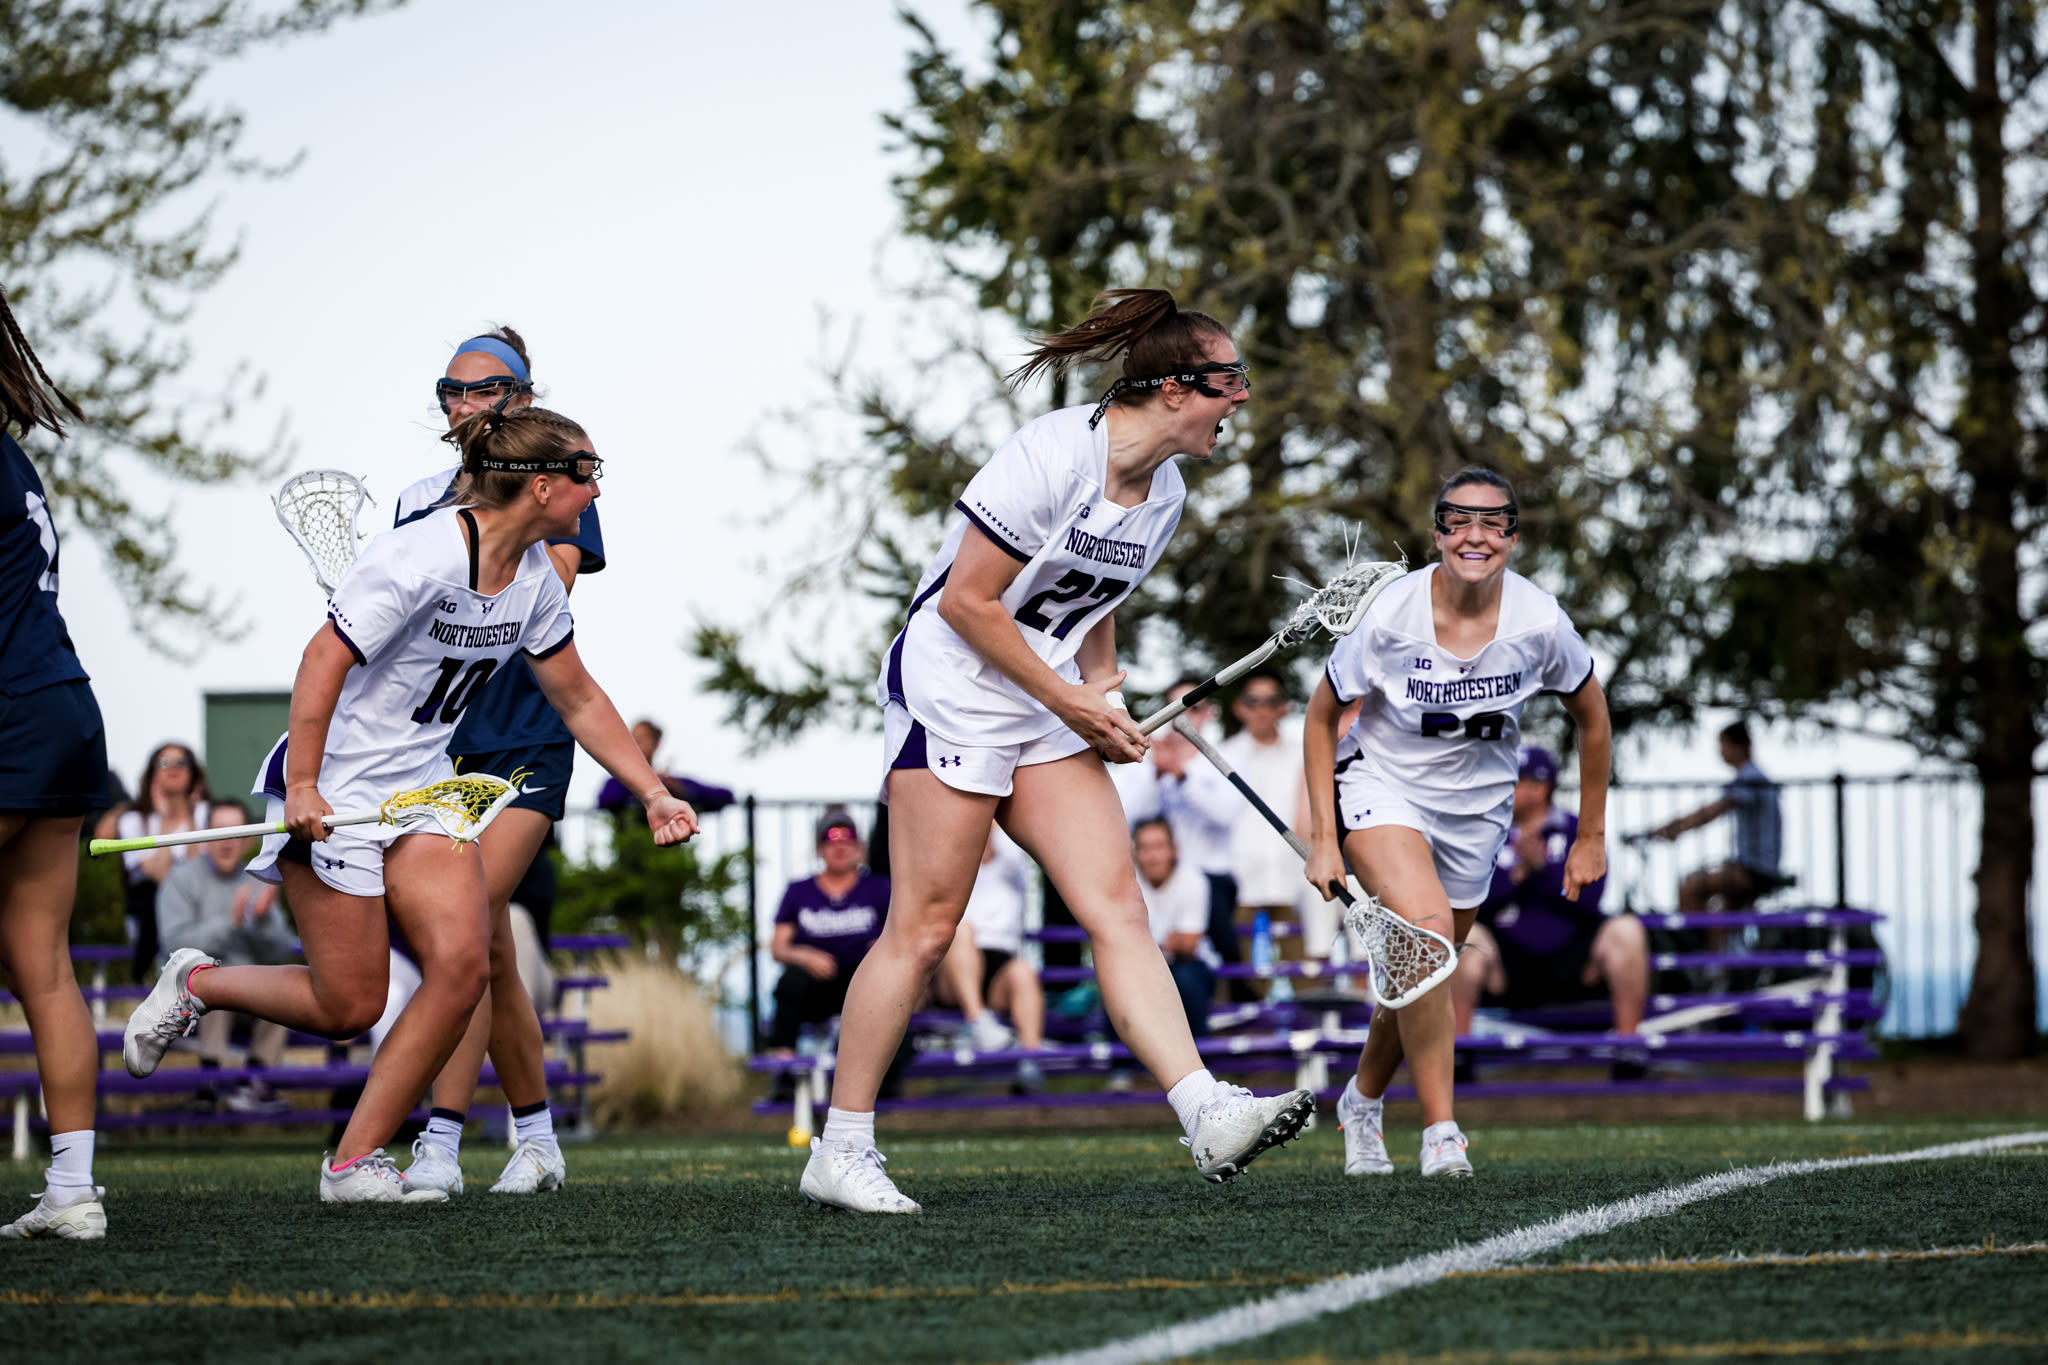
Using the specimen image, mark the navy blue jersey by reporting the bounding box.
[392,469,606,753]
[0,434,91,696]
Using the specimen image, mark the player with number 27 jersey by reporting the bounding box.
[250,510,572,894]
[882,404,1184,751]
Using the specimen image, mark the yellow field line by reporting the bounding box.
[1211,1328,2048,1363]
[1453,1241,2048,1280]
[2,1242,2037,1313]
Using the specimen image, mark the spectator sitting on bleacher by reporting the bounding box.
[154,799,295,1114]
[1115,680,1247,994]
[116,742,211,980]
[1650,720,1784,912]
[1132,818,1219,1040]
[1456,746,1646,1060]
[767,811,890,1055]
[934,828,1046,1094]
[596,719,735,821]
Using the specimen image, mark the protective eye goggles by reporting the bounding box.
[1433,500,1518,536]
[1088,361,1251,428]
[476,450,604,485]
[435,375,535,414]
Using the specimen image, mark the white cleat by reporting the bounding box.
[122,947,217,1078]
[318,1149,449,1204]
[967,1012,1015,1053]
[1420,1121,1473,1177]
[404,1137,465,1195]
[1185,1086,1317,1183]
[490,1138,566,1194]
[799,1139,921,1214]
[1336,1084,1395,1176]
[0,1188,106,1240]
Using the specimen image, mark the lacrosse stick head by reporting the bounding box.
[274,469,375,595]
[1277,555,1408,648]
[377,770,528,844]
[1343,892,1459,1010]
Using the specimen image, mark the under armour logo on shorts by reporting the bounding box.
[936,754,963,769]
[320,856,349,871]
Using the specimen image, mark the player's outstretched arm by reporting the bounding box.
[1559,673,1612,900]
[529,640,698,846]
[937,528,1147,762]
[1301,675,1349,900]
[282,623,355,842]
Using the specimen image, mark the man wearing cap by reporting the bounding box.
[767,811,892,1054]
[1454,746,1648,1051]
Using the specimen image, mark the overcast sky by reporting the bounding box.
[47,0,1921,807]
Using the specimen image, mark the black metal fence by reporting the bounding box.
[560,771,2048,1044]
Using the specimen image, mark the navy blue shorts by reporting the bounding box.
[450,740,572,822]
[0,679,109,816]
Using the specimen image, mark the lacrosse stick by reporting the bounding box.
[1168,715,1457,1009]
[89,770,527,858]
[274,468,375,594]
[1133,553,1407,737]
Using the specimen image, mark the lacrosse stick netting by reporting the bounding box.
[379,770,530,844]
[1344,894,1460,1010]
[274,469,375,594]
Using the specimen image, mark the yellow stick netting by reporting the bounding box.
[378,769,530,840]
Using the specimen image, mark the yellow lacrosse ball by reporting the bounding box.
[787,1126,812,1148]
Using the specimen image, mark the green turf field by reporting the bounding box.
[2,1117,2044,1363]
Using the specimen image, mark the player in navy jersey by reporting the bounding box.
[123,404,697,1204]
[385,328,604,1196]
[0,290,112,1239]
[1304,469,1612,1178]
[799,290,1315,1215]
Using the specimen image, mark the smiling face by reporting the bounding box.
[1433,479,1518,586]
[1133,822,1178,885]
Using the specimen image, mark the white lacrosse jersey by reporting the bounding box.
[878,405,1185,745]
[1325,564,1594,815]
[254,511,575,815]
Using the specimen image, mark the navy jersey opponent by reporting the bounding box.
[394,468,604,812]
[0,433,108,813]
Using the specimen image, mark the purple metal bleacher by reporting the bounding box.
[2,933,632,1154]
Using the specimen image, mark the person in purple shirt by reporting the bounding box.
[595,720,734,822]
[767,811,890,1051]
[1453,746,1648,1042]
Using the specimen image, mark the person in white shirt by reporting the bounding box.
[801,288,1313,1215]
[1132,818,1218,1039]
[1114,680,1247,985]
[1220,672,1312,970]
[1304,469,1611,1180]
[935,828,1047,1092]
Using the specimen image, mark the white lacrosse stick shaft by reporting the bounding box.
[88,777,524,857]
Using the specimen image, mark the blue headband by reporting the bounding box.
[452,336,529,383]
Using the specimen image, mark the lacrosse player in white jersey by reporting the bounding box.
[800,288,1316,1215]
[123,404,697,1204]
[1303,469,1611,1178]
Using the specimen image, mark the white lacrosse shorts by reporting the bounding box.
[1333,761,1514,910]
[882,702,1091,799]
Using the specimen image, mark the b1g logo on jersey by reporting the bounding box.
[435,598,458,614]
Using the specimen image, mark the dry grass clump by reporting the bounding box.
[582,952,744,1128]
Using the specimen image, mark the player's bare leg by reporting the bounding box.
[183,864,390,1043]
[0,815,96,1136]
[1001,754,1201,1087]
[831,771,994,1111]
[937,919,1010,1050]
[1005,754,1313,1181]
[987,958,1044,1049]
[1451,921,1500,1036]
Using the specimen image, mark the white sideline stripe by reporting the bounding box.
[1031,1129,2048,1365]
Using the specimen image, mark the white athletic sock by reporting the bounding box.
[1166,1069,1223,1139]
[1341,1077,1382,1112]
[510,1101,556,1148]
[424,1109,465,1158]
[46,1129,95,1200]
[821,1107,876,1150]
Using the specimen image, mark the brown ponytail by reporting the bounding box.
[0,285,83,439]
[439,405,589,510]
[1006,288,1229,394]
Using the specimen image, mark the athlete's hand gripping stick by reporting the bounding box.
[1170,715,1457,1010]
